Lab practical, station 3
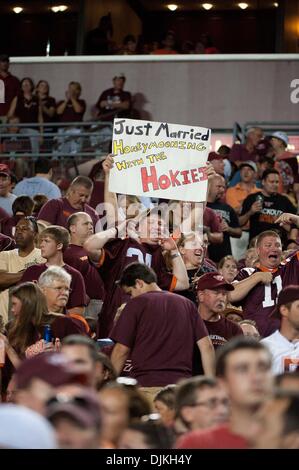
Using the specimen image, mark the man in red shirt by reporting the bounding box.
[176,336,273,448]
[0,54,20,122]
[230,127,263,166]
[110,262,215,398]
[38,176,99,229]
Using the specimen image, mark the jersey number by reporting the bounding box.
[126,248,152,267]
[262,275,282,308]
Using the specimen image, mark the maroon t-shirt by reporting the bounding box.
[203,316,243,349]
[20,263,87,308]
[48,314,86,337]
[0,214,22,238]
[89,181,104,210]
[15,94,39,123]
[230,143,258,163]
[57,99,86,122]
[176,424,248,449]
[98,237,175,337]
[0,207,9,220]
[96,88,131,122]
[203,207,221,233]
[234,253,299,337]
[110,291,209,387]
[64,244,105,301]
[0,73,20,116]
[40,96,56,123]
[38,197,99,228]
[0,233,15,251]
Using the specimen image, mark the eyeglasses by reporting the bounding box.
[46,286,72,293]
[189,398,230,409]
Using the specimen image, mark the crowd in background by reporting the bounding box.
[1,51,299,450]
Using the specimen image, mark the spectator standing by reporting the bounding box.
[36,80,56,126]
[0,164,16,214]
[239,169,297,246]
[93,73,131,122]
[0,54,20,123]
[38,176,98,228]
[207,175,241,263]
[14,158,61,200]
[110,263,215,402]
[230,127,263,166]
[226,161,260,259]
[56,81,85,123]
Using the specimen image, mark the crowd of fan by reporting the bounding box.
[1,55,299,449]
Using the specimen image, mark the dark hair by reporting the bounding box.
[20,77,35,92]
[262,168,279,180]
[256,230,281,247]
[70,175,93,190]
[61,335,99,363]
[40,225,70,251]
[33,194,48,214]
[123,34,136,45]
[95,352,117,385]
[12,196,34,216]
[34,158,52,174]
[117,262,157,287]
[154,385,176,409]
[216,336,271,378]
[175,376,217,415]
[17,215,39,234]
[36,80,50,95]
[125,421,174,449]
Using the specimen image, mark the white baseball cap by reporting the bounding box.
[270,131,288,147]
[0,404,57,448]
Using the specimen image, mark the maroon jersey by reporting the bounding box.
[235,252,299,337]
[64,244,105,301]
[57,99,86,122]
[15,94,39,123]
[110,291,208,387]
[20,263,87,309]
[230,143,258,163]
[0,214,22,238]
[0,233,15,251]
[0,73,20,116]
[203,316,243,349]
[38,197,99,228]
[98,238,176,337]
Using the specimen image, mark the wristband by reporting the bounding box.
[170,252,180,260]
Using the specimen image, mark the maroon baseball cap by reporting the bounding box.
[271,285,299,318]
[46,390,101,430]
[15,352,88,389]
[207,151,223,162]
[0,164,11,177]
[196,272,234,291]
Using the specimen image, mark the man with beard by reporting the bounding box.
[0,216,44,323]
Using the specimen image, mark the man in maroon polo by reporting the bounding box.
[0,54,20,123]
[20,225,87,317]
[38,175,99,229]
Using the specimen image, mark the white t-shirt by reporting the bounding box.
[261,330,299,375]
[0,248,45,324]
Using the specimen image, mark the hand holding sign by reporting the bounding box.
[109,118,211,203]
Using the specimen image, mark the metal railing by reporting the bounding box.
[0,121,113,161]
